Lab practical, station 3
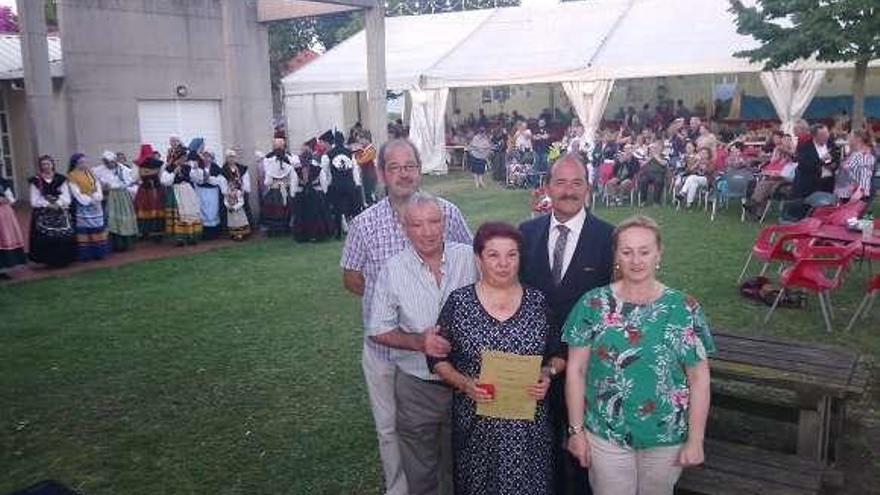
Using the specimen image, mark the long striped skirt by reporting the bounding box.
[261,188,291,236]
[106,188,139,252]
[74,202,110,261]
[134,185,165,239]
[0,202,26,269]
[165,183,203,244]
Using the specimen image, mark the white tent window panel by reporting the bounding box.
[137,100,223,157]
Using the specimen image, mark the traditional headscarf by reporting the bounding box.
[135,144,155,165]
[68,153,86,172]
[188,137,205,160]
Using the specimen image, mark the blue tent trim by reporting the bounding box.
[740,95,880,120]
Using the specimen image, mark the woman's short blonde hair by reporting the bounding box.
[612,215,663,252]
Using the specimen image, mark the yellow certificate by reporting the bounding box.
[476,350,543,421]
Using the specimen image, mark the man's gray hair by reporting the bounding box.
[402,191,442,221]
[378,138,421,170]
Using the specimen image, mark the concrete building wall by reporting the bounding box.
[57,0,272,162]
[6,78,68,198]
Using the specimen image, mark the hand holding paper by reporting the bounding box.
[476,350,543,421]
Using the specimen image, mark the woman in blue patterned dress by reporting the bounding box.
[428,222,565,495]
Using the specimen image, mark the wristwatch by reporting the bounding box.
[567,424,584,436]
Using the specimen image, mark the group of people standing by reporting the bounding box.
[0,126,380,277]
[341,138,714,495]
[0,137,257,276]
[258,129,377,242]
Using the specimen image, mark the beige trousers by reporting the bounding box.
[588,432,683,495]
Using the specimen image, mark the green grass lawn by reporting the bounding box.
[1,173,877,494]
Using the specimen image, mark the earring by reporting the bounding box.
[614,263,620,271]
[656,263,661,270]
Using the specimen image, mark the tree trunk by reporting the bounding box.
[852,58,868,130]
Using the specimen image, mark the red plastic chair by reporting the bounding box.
[596,160,616,207]
[846,245,880,332]
[810,190,867,226]
[737,218,822,283]
[765,241,863,333]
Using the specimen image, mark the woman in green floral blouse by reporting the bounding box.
[562,215,714,495]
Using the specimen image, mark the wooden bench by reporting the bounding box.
[709,331,869,464]
[678,439,828,495]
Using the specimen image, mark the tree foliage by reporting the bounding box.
[729,0,880,127]
[729,0,880,69]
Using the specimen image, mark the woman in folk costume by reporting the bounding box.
[352,134,378,205]
[190,142,224,240]
[133,144,166,241]
[222,166,251,241]
[94,150,139,252]
[160,145,203,246]
[323,131,363,239]
[28,155,76,267]
[68,153,110,261]
[0,173,27,276]
[260,138,298,236]
[221,149,253,233]
[292,141,333,242]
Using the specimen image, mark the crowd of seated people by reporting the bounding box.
[571,108,876,221]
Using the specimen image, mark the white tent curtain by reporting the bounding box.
[408,86,449,174]
[284,93,346,149]
[759,70,825,135]
[561,79,615,142]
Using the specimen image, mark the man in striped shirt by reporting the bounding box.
[368,192,477,495]
[341,139,472,495]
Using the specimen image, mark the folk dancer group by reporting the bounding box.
[0,136,259,274]
[257,129,372,241]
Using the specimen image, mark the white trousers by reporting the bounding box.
[588,432,682,495]
[681,175,708,206]
[362,343,409,495]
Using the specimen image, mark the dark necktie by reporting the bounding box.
[551,224,570,285]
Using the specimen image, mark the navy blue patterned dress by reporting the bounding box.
[431,284,556,495]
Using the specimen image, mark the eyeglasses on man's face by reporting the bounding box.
[385,164,420,175]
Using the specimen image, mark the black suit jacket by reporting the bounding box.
[794,140,839,197]
[519,211,614,335]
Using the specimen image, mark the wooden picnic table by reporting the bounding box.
[709,330,869,464]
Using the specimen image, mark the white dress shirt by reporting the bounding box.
[547,207,586,281]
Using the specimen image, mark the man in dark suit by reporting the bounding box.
[519,153,614,495]
[787,124,840,219]
[794,124,838,198]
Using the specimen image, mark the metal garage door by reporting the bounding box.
[137,100,223,157]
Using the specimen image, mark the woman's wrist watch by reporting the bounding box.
[567,424,584,436]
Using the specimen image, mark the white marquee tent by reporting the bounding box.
[283,0,875,174]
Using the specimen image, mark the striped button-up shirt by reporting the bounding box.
[341,197,473,361]
[368,242,478,380]
[834,150,876,199]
